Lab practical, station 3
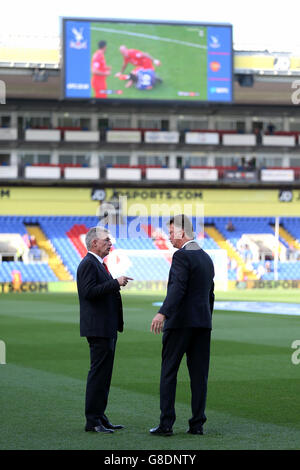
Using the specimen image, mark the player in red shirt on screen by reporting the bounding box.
[119,45,161,74]
[91,41,112,98]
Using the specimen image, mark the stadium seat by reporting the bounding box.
[0,215,299,283]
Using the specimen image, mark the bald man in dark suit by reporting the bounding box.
[150,215,215,436]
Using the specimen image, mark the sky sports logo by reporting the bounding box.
[178,91,200,97]
[210,86,230,94]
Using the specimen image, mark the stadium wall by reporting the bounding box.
[0,186,299,216]
[0,280,169,295]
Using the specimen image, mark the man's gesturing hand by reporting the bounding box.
[151,313,166,334]
[117,276,133,287]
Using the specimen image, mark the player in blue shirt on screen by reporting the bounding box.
[115,67,162,91]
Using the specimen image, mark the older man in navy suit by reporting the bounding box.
[77,226,132,433]
[150,215,215,436]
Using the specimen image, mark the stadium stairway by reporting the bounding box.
[205,225,259,280]
[26,225,73,281]
[271,224,300,252]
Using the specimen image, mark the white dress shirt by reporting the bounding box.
[88,251,104,264]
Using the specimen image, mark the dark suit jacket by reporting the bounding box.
[159,241,215,330]
[76,252,123,338]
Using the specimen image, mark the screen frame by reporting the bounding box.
[61,17,234,106]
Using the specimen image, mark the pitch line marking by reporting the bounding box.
[152,301,300,316]
[90,26,207,50]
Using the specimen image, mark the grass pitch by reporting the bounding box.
[0,290,300,450]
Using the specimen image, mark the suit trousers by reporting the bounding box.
[85,336,117,426]
[159,327,211,430]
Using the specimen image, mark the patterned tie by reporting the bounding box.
[103,262,111,275]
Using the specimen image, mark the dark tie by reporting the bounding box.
[103,262,111,275]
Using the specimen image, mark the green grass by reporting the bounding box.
[0,291,300,450]
[90,22,207,101]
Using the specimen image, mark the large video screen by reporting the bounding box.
[62,18,233,103]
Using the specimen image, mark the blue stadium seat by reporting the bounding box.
[1,215,299,283]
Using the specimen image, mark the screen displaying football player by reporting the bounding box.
[119,45,161,74]
[116,68,163,90]
[91,40,112,98]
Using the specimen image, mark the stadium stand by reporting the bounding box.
[0,216,299,284]
[1,32,300,291]
[0,261,58,282]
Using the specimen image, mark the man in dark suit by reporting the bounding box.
[77,226,133,433]
[150,215,215,436]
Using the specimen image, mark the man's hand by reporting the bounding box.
[151,313,166,334]
[117,276,134,287]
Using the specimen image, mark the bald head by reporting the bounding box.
[119,45,128,56]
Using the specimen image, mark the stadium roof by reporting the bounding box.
[1,34,300,75]
[0,35,300,106]
[0,35,60,69]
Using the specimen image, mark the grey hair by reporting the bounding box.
[85,226,109,250]
[168,214,195,239]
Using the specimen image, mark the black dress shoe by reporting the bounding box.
[187,427,203,435]
[101,419,124,430]
[101,415,124,430]
[85,423,114,433]
[150,425,173,436]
